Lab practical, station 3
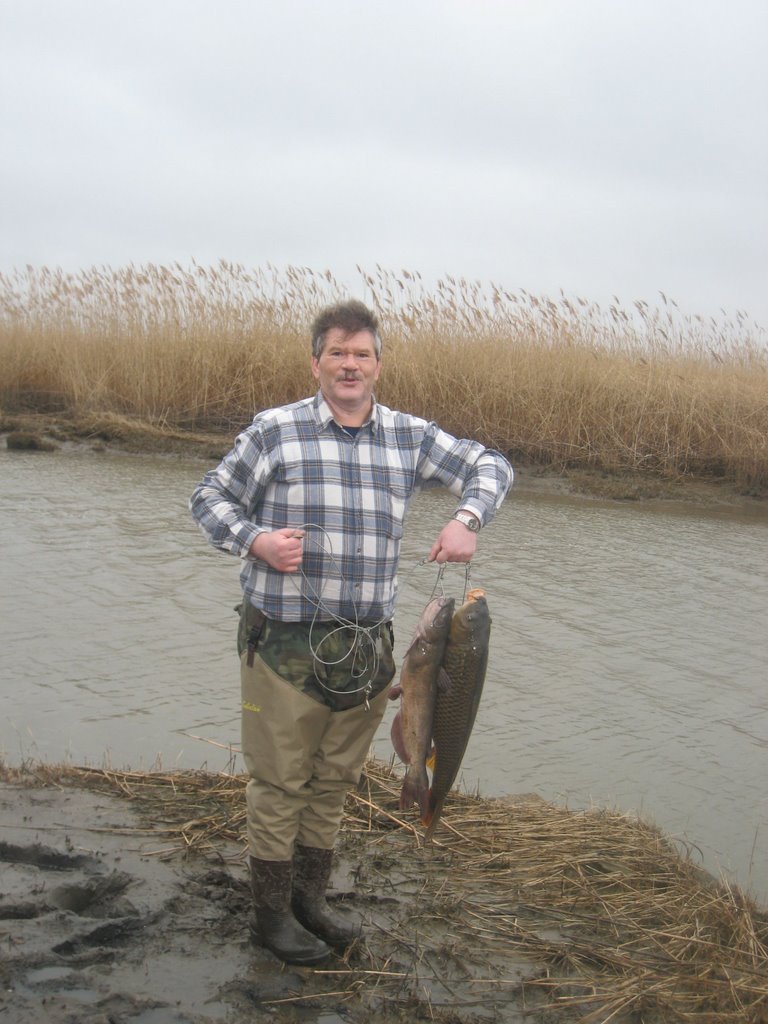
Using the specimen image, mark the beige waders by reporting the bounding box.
[239,611,394,961]
[240,628,394,861]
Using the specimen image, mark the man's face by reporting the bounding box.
[311,328,381,418]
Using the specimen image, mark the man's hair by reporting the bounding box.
[311,300,381,359]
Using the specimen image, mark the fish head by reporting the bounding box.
[422,596,456,641]
[450,593,491,646]
[404,596,456,665]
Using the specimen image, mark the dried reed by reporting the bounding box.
[4,758,766,1022]
[1,263,766,491]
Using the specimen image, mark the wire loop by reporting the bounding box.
[286,527,476,700]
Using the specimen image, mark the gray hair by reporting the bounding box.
[311,299,382,359]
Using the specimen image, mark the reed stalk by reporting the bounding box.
[1,262,766,490]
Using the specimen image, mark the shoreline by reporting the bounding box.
[1,760,766,1024]
[2,408,766,512]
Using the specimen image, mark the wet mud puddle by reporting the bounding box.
[0,781,533,1024]
[0,784,256,1023]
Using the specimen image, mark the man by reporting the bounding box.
[189,300,512,966]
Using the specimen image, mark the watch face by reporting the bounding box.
[456,513,480,532]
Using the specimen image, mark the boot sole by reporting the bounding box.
[278,949,331,966]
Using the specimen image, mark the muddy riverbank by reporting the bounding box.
[2,761,767,1024]
[2,409,766,509]
[0,765,554,1024]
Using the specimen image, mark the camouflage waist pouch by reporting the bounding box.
[237,602,395,712]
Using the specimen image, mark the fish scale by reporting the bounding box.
[425,592,491,835]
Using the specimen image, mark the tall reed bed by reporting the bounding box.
[1,262,766,488]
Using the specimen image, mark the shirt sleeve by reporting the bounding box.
[416,423,514,526]
[189,424,273,558]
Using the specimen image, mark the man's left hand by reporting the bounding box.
[428,519,478,564]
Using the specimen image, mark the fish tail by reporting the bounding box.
[421,790,446,837]
[399,767,429,813]
[416,786,432,823]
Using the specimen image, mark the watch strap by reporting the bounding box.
[452,511,481,533]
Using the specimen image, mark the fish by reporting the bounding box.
[424,588,491,836]
[390,596,455,821]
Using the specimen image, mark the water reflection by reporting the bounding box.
[1,448,766,904]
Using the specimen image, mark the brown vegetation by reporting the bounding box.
[1,262,766,492]
[4,758,767,1023]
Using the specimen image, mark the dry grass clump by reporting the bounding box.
[0,262,319,425]
[5,758,766,1023]
[1,262,766,490]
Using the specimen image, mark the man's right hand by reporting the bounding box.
[249,529,305,573]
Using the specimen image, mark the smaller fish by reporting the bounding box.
[390,596,455,821]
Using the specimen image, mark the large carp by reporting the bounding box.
[390,596,455,821]
[424,588,491,836]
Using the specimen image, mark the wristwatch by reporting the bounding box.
[452,511,481,533]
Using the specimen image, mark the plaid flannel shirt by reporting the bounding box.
[189,392,513,622]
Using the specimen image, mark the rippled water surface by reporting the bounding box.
[1,448,766,903]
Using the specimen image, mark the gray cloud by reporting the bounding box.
[1,0,766,326]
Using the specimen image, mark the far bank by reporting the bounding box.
[2,408,766,510]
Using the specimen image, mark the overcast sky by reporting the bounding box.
[1,0,766,327]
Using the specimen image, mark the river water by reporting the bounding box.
[1,447,766,904]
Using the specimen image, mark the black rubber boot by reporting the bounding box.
[249,856,330,965]
[291,844,363,949]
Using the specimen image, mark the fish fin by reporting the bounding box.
[425,745,436,771]
[390,711,410,764]
[398,779,412,811]
[423,794,448,835]
[416,786,431,823]
[388,683,402,700]
[420,789,435,827]
[421,790,446,837]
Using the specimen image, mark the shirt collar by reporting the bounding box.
[313,391,379,433]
